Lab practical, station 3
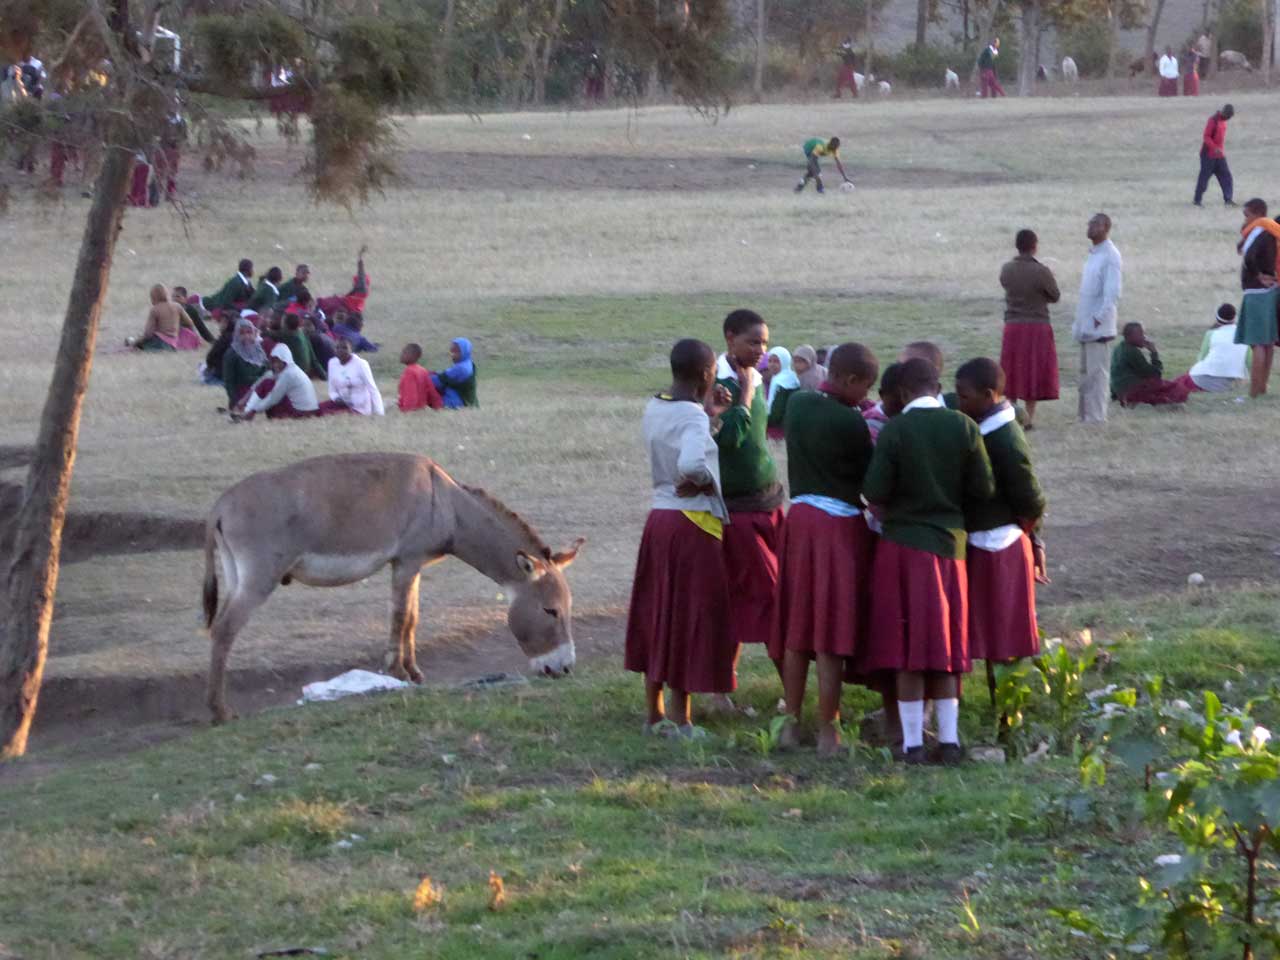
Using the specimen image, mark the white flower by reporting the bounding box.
[1226,730,1243,748]
[1253,726,1272,747]
[1155,772,1174,783]
[1154,854,1182,867]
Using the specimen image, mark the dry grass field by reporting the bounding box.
[2,92,1279,724]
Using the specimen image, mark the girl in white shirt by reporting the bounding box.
[1177,303,1251,394]
[325,337,385,415]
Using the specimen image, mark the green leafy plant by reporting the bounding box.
[744,715,793,757]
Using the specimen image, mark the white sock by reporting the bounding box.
[936,698,960,745]
[898,700,925,750]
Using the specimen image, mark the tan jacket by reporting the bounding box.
[1000,254,1061,324]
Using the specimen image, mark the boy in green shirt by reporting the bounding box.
[861,358,996,765]
[954,357,1048,671]
[774,343,880,755]
[1111,322,1192,407]
[715,309,785,686]
[795,137,852,194]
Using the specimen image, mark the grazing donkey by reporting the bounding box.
[202,453,583,723]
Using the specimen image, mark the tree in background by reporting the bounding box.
[0,0,732,761]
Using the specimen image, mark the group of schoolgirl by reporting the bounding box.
[624,309,1048,765]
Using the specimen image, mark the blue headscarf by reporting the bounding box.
[443,337,475,381]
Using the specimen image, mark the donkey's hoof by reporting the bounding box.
[387,662,411,682]
[407,665,425,684]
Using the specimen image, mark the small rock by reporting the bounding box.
[233,793,247,803]
[970,746,1006,764]
[782,808,803,819]
[254,774,278,788]
[521,133,532,140]
[304,763,323,773]
[332,839,353,850]
[1187,572,1205,586]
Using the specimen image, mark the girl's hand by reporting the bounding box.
[675,478,711,498]
[1033,543,1051,585]
[706,384,733,418]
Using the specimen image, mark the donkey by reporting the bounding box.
[201,453,583,723]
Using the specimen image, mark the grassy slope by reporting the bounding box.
[5,585,1280,959]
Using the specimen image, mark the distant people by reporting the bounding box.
[276,312,321,378]
[765,347,801,438]
[1157,47,1179,96]
[1194,104,1235,208]
[324,337,385,415]
[432,337,478,408]
[1175,303,1249,394]
[127,152,152,207]
[1072,213,1123,424]
[833,37,859,98]
[237,344,319,420]
[791,344,826,391]
[316,246,371,318]
[583,51,605,102]
[978,38,1005,98]
[250,267,283,311]
[794,136,851,194]
[1236,198,1280,397]
[331,310,378,354]
[999,229,1061,429]
[398,343,444,412]
[203,312,239,383]
[202,259,255,313]
[1183,44,1201,96]
[1111,322,1191,407]
[154,109,185,202]
[134,284,201,351]
[278,263,311,302]
[171,286,215,342]
[222,317,269,406]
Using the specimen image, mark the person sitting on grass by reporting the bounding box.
[794,136,851,194]
[236,344,319,420]
[202,258,254,312]
[398,343,444,412]
[432,337,478,408]
[1175,303,1250,394]
[331,310,379,354]
[322,336,385,416]
[133,284,202,351]
[1110,322,1192,408]
[317,245,371,318]
[221,317,268,407]
[171,285,216,342]
[765,346,801,439]
[278,263,310,303]
[249,266,283,312]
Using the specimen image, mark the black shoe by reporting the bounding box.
[1225,200,1238,207]
[931,743,965,766]
[897,745,927,765]
[1193,200,1203,207]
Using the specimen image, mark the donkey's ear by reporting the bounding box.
[515,551,543,580]
[551,537,586,570]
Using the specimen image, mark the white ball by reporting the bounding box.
[1187,572,1205,586]
[840,181,855,193]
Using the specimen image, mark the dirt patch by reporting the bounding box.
[399,150,1028,193]
[0,482,204,565]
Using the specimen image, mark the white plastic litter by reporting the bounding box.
[301,669,409,703]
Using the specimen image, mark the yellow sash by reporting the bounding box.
[682,510,724,541]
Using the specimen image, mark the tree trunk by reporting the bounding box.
[1144,0,1169,67]
[531,0,567,106]
[865,0,874,77]
[752,0,765,102]
[647,0,661,103]
[1261,0,1273,85]
[435,0,456,104]
[1107,4,1121,79]
[916,0,928,47]
[1210,0,1222,75]
[1017,0,1040,95]
[0,135,133,760]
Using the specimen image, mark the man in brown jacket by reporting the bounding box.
[999,229,1061,428]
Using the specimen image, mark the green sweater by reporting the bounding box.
[863,405,995,559]
[716,375,778,500]
[965,419,1046,533]
[248,280,280,312]
[202,274,253,311]
[784,390,872,505]
[274,330,318,378]
[277,278,308,302]
[221,350,266,404]
[438,366,479,407]
[767,386,799,431]
[1110,343,1162,398]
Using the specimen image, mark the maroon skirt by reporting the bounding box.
[860,539,970,675]
[624,510,735,694]
[722,507,784,648]
[1158,77,1178,96]
[1000,322,1060,402]
[771,504,875,661]
[967,535,1040,661]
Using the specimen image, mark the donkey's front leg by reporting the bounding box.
[388,558,425,683]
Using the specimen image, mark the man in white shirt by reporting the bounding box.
[1072,213,1123,424]
[1158,47,1179,96]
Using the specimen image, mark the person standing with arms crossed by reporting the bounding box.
[1193,104,1235,207]
[1072,213,1123,425]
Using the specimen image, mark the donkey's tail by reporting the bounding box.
[202,516,220,629]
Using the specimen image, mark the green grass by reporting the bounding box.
[7,586,1280,958]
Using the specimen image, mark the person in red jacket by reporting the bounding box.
[1194,104,1235,207]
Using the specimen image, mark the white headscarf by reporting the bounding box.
[766,347,800,410]
[270,343,294,366]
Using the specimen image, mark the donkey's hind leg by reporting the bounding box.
[388,558,426,683]
[207,583,273,725]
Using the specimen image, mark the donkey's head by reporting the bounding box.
[508,538,584,677]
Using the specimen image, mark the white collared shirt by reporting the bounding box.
[903,394,944,413]
[1159,55,1179,79]
[716,353,759,390]
[264,280,279,296]
[327,355,385,416]
[970,405,1025,552]
[237,272,251,288]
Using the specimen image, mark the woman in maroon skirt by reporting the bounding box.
[953,358,1049,670]
[860,358,995,765]
[999,229,1061,429]
[624,339,736,736]
[772,344,880,755]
